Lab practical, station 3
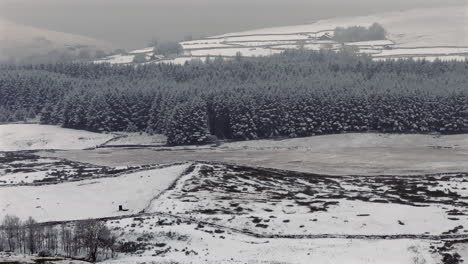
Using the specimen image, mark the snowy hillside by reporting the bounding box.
[0,163,190,222]
[96,5,468,65]
[0,124,115,151]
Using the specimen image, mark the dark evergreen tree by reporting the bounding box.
[166,98,208,145]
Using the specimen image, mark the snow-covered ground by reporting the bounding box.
[94,54,135,64]
[376,55,468,62]
[94,5,468,65]
[0,253,91,264]
[0,164,190,222]
[128,47,154,54]
[211,6,467,48]
[0,171,46,185]
[40,133,468,176]
[148,163,468,237]
[376,47,468,57]
[217,34,311,42]
[102,132,167,147]
[0,124,114,151]
[2,144,467,263]
[181,41,233,49]
[154,56,208,65]
[101,215,442,264]
[221,133,468,151]
[455,243,468,263]
[188,47,282,57]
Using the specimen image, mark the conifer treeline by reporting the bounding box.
[1,50,467,145]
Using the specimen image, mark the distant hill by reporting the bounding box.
[96,5,468,65]
[0,18,113,64]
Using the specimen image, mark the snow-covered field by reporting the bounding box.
[376,47,468,57]
[94,54,135,64]
[188,47,282,57]
[101,214,443,264]
[0,124,114,151]
[0,164,190,222]
[102,132,167,147]
[210,5,467,48]
[148,163,468,237]
[0,138,468,264]
[39,133,468,176]
[94,5,468,65]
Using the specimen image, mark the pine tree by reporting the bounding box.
[166,98,208,145]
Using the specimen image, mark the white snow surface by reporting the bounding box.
[180,41,233,49]
[102,238,439,264]
[218,34,311,42]
[0,170,51,185]
[149,164,467,237]
[128,47,154,54]
[374,55,468,62]
[345,40,395,46]
[222,133,468,152]
[154,56,207,65]
[212,5,467,47]
[0,124,114,151]
[0,164,190,222]
[104,132,167,146]
[37,133,468,176]
[228,40,298,47]
[94,5,468,64]
[189,47,282,57]
[100,215,441,264]
[377,47,468,57]
[94,54,135,64]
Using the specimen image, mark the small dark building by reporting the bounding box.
[383,45,393,50]
[118,205,129,212]
[319,33,332,41]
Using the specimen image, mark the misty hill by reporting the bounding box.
[0,18,113,64]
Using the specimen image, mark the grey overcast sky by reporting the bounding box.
[0,0,464,49]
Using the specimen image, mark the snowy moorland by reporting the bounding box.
[149,163,468,237]
[0,163,190,222]
[0,151,179,186]
[95,5,468,65]
[1,140,467,262]
[100,215,445,264]
[0,124,115,151]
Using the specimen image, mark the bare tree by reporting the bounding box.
[75,219,113,262]
[0,215,115,261]
[24,217,37,254]
[35,224,45,253]
[0,227,6,251]
[2,215,20,251]
[44,226,58,254]
[61,224,74,257]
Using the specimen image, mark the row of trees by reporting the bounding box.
[333,23,387,43]
[0,215,116,262]
[1,50,467,145]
